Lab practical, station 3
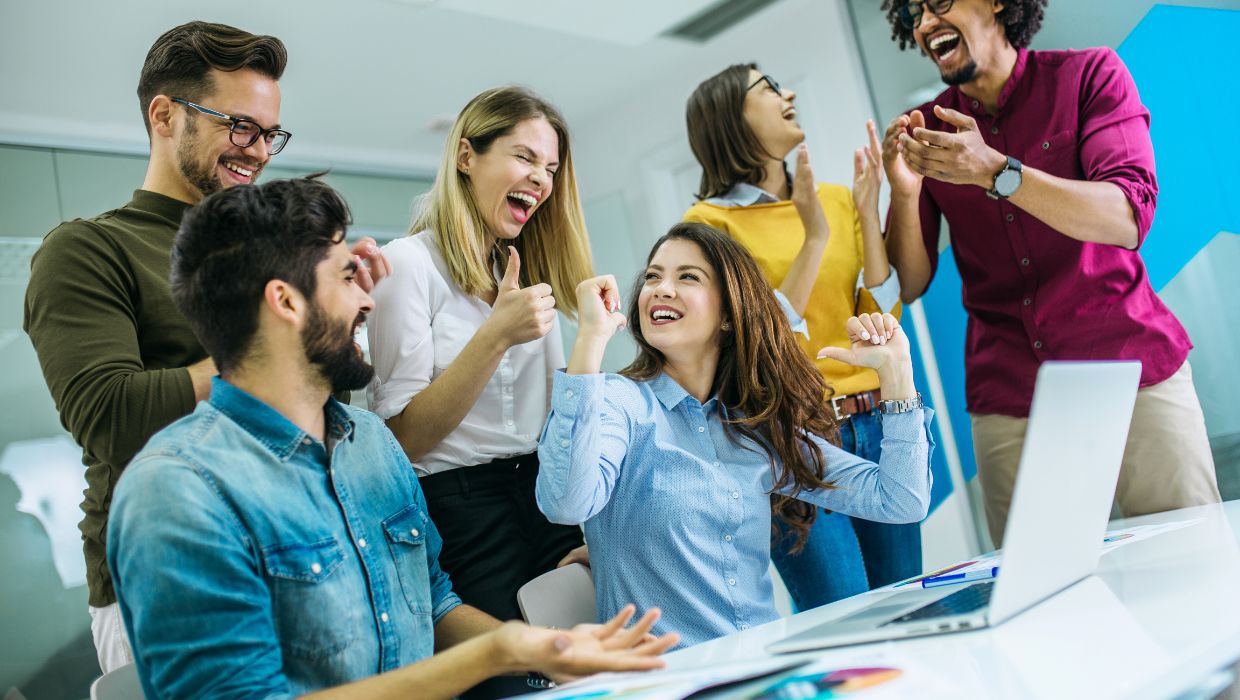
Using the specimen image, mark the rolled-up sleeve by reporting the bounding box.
[1079,47,1158,246]
[781,408,935,523]
[536,372,630,524]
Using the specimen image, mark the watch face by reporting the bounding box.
[996,168,1022,197]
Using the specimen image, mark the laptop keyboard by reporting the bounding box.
[883,581,995,625]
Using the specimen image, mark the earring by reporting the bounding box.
[721,321,732,331]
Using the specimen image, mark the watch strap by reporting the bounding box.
[879,392,924,415]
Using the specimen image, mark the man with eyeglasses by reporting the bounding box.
[23,20,389,674]
[878,0,1219,547]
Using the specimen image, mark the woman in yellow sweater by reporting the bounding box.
[683,64,921,608]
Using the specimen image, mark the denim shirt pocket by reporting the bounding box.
[383,505,434,616]
[261,537,360,660]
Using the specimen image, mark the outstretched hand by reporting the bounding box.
[500,605,679,683]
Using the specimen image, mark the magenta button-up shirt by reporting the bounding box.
[911,47,1191,418]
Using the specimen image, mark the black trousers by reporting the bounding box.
[420,452,583,698]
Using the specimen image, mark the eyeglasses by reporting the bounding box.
[747,74,782,95]
[899,0,955,29]
[171,97,292,155]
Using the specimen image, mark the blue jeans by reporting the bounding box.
[771,409,924,610]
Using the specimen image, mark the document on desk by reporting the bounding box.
[525,651,958,699]
[1099,518,1202,554]
[526,656,806,700]
[877,517,1204,593]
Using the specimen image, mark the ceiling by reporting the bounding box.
[0,0,782,176]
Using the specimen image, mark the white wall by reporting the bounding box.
[572,0,874,274]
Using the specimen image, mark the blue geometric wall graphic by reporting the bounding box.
[915,4,1240,509]
[1119,5,1240,291]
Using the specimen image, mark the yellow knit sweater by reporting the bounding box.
[683,182,899,397]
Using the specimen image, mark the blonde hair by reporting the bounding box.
[413,86,593,317]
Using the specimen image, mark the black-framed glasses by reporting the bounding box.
[171,97,292,155]
[747,74,782,95]
[899,0,955,29]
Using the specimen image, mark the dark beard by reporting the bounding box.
[175,117,223,198]
[942,60,979,86]
[302,305,374,393]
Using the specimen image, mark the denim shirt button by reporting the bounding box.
[310,562,322,574]
[410,528,419,537]
[380,612,389,623]
[302,437,311,446]
[358,538,367,548]
[727,578,737,586]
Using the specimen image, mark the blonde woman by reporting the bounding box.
[367,86,592,697]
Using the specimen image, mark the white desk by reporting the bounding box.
[663,501,1240,699]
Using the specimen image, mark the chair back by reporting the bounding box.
[517,562,596,629]
[90,662,143,700]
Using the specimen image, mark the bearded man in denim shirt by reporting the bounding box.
[106,177,677,700]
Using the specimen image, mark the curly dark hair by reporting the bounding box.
[880,0,1048,51]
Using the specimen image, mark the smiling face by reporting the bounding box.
[741,69,803,160]
[458,116,559,243]
[173,68,282,198]
[638,238,726,361]
[912,0,1007,86]
[301,240,376,393]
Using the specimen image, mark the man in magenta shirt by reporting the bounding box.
[878,0,1219,544]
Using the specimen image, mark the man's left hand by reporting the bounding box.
[898,105,1007,189]
[350,237,393,292]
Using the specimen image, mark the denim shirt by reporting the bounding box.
[536,371,933,648]
[108,378,461,699]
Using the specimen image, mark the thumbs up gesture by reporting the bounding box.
[485,247,558,348]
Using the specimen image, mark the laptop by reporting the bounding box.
[767,361,1141,654]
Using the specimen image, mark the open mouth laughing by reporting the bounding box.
[506,190,540,225]
[649,305,684,326]
[927,29,962,64]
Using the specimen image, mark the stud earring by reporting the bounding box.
[721,321,732,331]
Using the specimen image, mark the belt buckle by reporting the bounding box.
[830,395,847,422]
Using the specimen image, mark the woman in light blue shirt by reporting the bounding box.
[536,222,934,647]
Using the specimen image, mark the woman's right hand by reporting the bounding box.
[485,247,558,348]
[791,144,830,243]
[574,275,627,341]
[882,111,926,199]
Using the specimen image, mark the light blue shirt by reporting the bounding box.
[706,182,902,328]
[536,371,933,648]
[109,378,462,699]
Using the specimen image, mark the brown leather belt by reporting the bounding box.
[830,389,881,421]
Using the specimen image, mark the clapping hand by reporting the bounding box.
[852,120,884,218]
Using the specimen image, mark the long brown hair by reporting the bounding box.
[621,222,839,551]
[685,62,774,201]
[413,86,593,317]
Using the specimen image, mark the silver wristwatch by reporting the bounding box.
[879,392,924,415]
